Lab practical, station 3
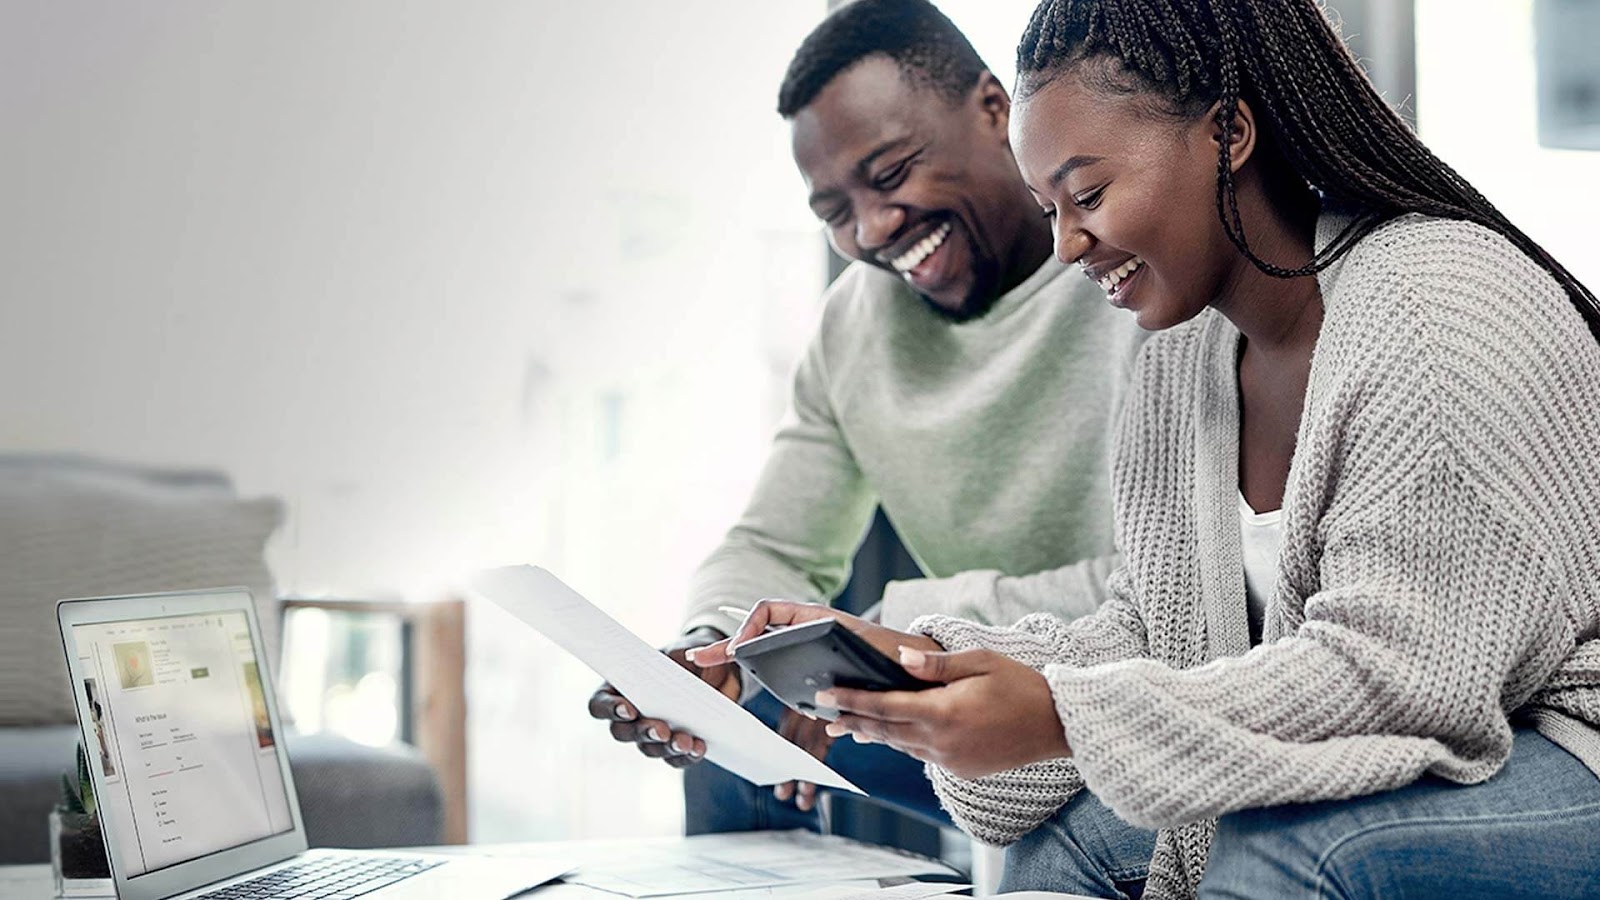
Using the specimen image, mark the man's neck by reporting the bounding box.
[996,199,1056,298]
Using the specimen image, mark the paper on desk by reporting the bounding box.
[559,831,957,898]
[825,881,972,900]
[470,565,862,794]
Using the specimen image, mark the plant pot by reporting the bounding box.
[50,807,111,882]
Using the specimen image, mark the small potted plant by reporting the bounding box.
[51,743,111,893]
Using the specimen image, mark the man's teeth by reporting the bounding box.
[1096,257,1143,292]
[891,222,954,273]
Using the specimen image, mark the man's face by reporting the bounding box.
[791,57,1029,320]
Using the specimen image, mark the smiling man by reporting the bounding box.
[586,0,1148,833]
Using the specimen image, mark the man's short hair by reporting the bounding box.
[776,0,989,119]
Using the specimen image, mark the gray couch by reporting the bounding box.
[0,455,444,863]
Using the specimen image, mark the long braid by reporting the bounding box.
[1016,0,1600,341]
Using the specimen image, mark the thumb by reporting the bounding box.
[898,646,994,684]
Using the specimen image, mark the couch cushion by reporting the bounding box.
[286,732,444,849]
[0,724,80,863]
[0,455,283,725]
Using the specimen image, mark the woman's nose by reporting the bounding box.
[1056,227,1092,267]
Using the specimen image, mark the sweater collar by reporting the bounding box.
[1192,312,1252,659]
[1193,209,1362,659]
[983,255,1072,320]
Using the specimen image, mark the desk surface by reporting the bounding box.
[0,834,953,900]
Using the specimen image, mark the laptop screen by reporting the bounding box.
[70,610,295,878]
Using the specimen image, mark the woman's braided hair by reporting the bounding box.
[1017,0,1600,340]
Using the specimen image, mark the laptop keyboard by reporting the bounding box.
[196,855,444,900]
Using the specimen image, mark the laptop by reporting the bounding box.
[58,587,569,900]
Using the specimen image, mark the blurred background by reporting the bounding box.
[2,0,1596,850]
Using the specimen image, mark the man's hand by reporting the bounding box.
[772,710,835,812]
[687,599,941,668]
[586,626,738,769]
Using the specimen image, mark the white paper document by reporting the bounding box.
[558,831,957,897]
[470,565,862,794]
[825,881,972,900]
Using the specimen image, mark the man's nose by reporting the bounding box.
[854,202,906,258]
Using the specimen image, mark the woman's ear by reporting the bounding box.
[1208,97,1258,173]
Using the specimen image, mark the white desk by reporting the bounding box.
[0,833,961,900]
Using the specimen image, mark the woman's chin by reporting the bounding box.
[1131,295,1207,332]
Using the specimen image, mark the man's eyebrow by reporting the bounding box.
[1047,154,1106,188]
[857,137,912,172]
[807,186,843,210]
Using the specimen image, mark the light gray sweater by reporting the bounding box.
[913,214,1600,899]
[683,258,1148,638]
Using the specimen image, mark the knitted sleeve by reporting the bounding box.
[906,566,1149,844]
[1050,220,1600,830]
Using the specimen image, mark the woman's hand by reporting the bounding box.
[687,599,941,668]
[818,647,1071,780]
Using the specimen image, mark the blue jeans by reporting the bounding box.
[1200,727,1600,898]
[1002,727,1600,899]
[1001,790,1156,898]
[684,691,951,834]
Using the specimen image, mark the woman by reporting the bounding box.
[693,0,1600,897]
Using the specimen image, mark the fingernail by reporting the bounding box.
[814,690,837,707]
[825,722,847,738]
[899,646,926,668]
[673,735,693,752]
[617,703,635,721]
[684,648,698,662]
[648,726,666,741]
[688,745,704,759]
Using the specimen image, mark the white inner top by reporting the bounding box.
[1239,493,1285,644]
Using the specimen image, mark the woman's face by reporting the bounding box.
[1011,70,1245,331]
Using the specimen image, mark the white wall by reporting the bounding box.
[1416,0,1600,291]
[1,0,827,841]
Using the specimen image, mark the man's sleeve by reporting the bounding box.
[877,555,1119,632]
[682,325,878,638]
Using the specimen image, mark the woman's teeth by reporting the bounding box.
[891,221,953,273]
[1097,257,1143,293]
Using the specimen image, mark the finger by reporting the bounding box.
[587,687,636,721]
[899,646,994,684]
[637,718,674,744]
[831,712,923,751]
[796,782,818,812]
[816,687,923,722]
[609,717,668,744]
[668,730,704,760]
[773,781,795,802]
[687,638,733,667]
[725,600,780,651]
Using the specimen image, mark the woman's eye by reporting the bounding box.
[822,208,850,227]
[1040,208,1057,221]
[1073,185,1107,209]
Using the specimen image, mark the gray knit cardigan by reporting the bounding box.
[910,213,1600,899]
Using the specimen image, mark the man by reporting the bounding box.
[587,0,1147,832]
